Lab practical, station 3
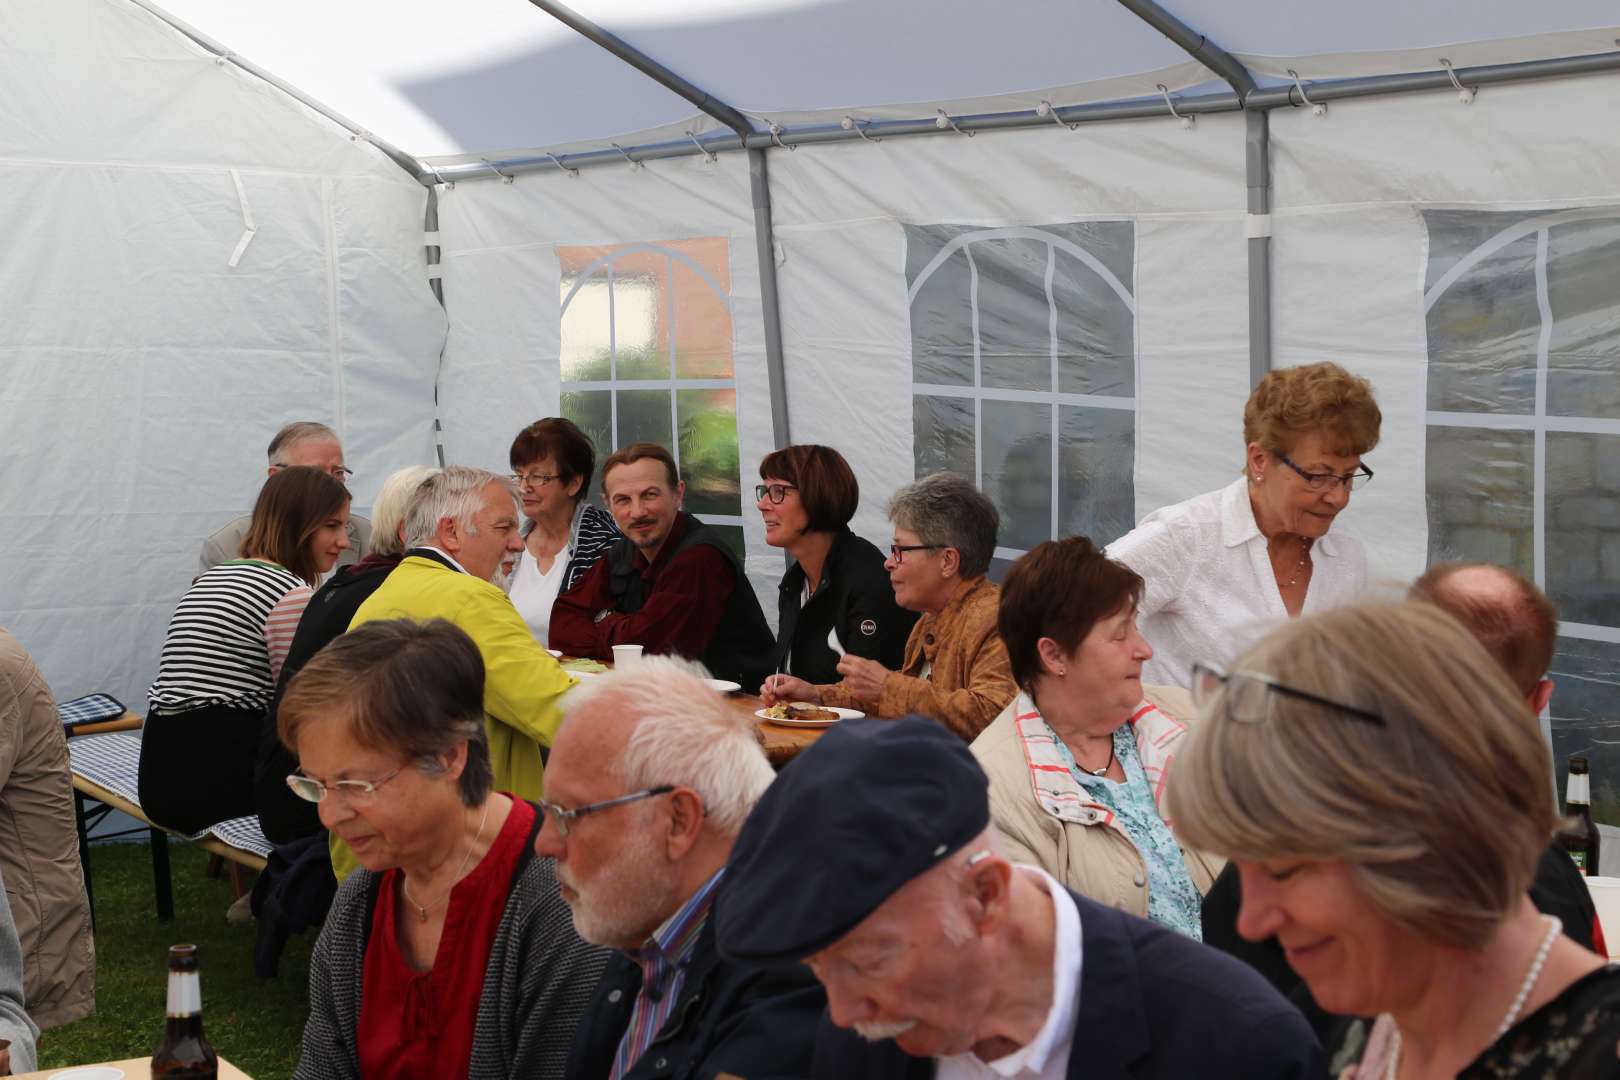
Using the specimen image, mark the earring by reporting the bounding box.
[1057,667,1068,678]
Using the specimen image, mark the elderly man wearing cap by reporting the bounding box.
[715,716,1322,1079]
[534,657,825,1080]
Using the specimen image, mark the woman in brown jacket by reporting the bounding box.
[0,627,94,1029]
[762,472,1015,740]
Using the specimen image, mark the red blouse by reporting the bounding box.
[357,798,535,1080]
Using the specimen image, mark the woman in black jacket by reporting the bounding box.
[754,445,916,695]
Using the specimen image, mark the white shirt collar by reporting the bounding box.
[1218,475,1345,558]
[937,865,1082,1078]
[419,545,472,576]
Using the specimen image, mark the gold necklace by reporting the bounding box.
[1280,535,1314,588]
[401,800,492,924]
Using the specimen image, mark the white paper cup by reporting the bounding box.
[1586,875,1620,959]
[611,644,644,669]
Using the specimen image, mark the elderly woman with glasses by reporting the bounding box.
[505,418,619,647]
[971,537,1219,939]
[1108,362,1381,689]
[282,618,607,1080]
[753,445,917,688]
[1170,602,1620,1079]
[763,472,1015,740]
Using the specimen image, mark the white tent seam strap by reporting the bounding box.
[321,178,346,439]
[1245,214,1273,238]
[226,169,257,268]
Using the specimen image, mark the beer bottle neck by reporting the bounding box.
[166,971,202,1019]
[1567,772,1592,806]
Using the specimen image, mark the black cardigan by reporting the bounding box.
[772,528,917,685]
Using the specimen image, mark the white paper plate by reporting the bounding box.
[705,679,742,694]
[755,705,863,727]
[50,1068,126,1080]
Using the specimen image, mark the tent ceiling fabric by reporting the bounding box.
[145,0,1620,163]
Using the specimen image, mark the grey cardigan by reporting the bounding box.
[294,824,607,1080]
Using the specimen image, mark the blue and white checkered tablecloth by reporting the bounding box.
[58,693,127,726]
[68,732,272,859]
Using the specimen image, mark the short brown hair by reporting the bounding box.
[510,417,596,494]
[999,537,1144,690]
[601,442,679,492]
[238,466,351,585]
[1410,563,1558,697]
[1242,362,1382,459]
[278,619,493,807]
[758,445,859,532]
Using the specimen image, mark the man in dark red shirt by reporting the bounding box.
[550,443,775,691]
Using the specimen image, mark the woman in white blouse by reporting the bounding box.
[1107,362,1381,689]
[505,418,619,648]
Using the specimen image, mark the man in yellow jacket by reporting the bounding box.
[335,466,575,879]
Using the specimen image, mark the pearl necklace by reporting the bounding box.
[1383,914,1561,1079]
[401,800,492,924]
[1280,536,1314,589]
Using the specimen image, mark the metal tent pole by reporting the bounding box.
[524,0,791,448]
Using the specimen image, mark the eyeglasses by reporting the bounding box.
[285,764,405,804]
[754,483,798,505]
[1275,453,1373,492]
[538,785,674,838]
[1190,662,1385,727]
[271,463,354,482]
[511,471,562,490]
[888,544,944,564]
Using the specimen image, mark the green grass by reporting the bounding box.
[41,841,313,1079]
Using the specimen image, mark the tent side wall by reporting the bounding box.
[0,0,446,707]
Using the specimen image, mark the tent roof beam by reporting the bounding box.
[1114,0,1256,99]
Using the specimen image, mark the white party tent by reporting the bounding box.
[5,0,1618,801]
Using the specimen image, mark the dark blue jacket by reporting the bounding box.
[812,890,1321,1079]
[566,905,825,1080]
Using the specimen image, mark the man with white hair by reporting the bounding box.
[535,657,824,1080]
[336,466,573,880]
[200,421,371,573]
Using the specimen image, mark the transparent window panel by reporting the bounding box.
[559,275,612,382]
[677,389,741,517]
[617,388,673,450]
[1423,426,1533,577]
[913,395,975,480]
[1423,223,1540,414]
[560,390,613,506]
[973,237,1058,393]
[612,267,668,381]
[1546,220,1620,420]
[1057,406,1137,547]
[1046,220,1135,302]
[905,226,975,387]
[1545,432,1620,627]
[672,256,734,380]
[981,400,1052,552]
[1053,247,1134,398]
[1548,636,1620,825]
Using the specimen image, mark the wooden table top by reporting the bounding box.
[13,1054,252,1079]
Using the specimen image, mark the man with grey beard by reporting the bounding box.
[715,716,1322,1080]
[534,657,824,1080]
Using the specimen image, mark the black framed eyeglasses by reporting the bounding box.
[1275,453,1373,492]
[1190,662,1385,727]
[537,785,674,838]
[754,483,798,505]
[888,544,944,563]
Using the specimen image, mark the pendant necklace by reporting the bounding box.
[1282,536,1314,588]
[402,800,492,924]
[1080,738,1115,777]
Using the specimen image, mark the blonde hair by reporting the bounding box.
[368,466,440,556]
[1242,361,1381,459]
[1168,601,1554,950]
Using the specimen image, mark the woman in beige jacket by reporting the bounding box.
[971,538,1220,938]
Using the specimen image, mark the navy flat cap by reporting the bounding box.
[715,715,990,964]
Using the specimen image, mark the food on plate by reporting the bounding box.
[560,657,608,674]
[762,701,840,723]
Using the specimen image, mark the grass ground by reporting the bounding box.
[40,840,313,1079]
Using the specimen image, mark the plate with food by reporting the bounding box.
[560,657,609,676]
[755,702,863,727]
[705,679,743,694]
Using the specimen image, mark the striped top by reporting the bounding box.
[149,559,305,714]
[610,868,725,1080]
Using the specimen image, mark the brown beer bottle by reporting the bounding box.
[1563,755,1601,877]
[151,945,218,1079]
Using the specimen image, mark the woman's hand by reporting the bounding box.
[761,674,820,706]
[836,655,893,703]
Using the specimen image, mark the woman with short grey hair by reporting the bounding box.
[764,472,1016,740]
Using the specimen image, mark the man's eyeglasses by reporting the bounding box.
[1275,453,1373,493]
[538,785,674,838]
[888,544,943,564]
[1190,662,1385,727]
[271,463,354,483]
[285,764,405,804]
[755,483,798,505]
[511,471,561,490]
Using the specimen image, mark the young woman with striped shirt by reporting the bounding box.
[138,466,351,833]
